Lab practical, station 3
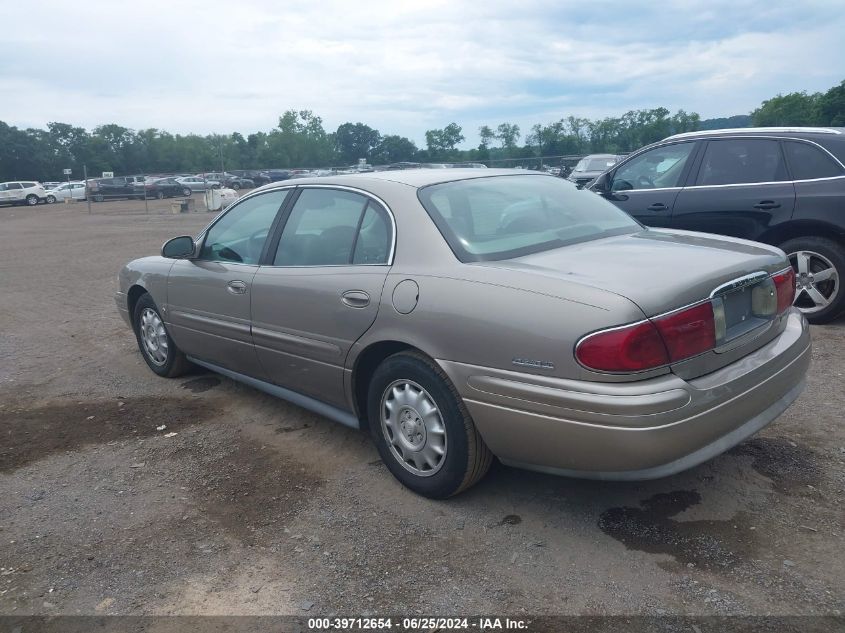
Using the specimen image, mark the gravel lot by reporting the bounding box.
[0,197,843,619]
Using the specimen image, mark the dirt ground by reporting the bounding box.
[0,196,843,620]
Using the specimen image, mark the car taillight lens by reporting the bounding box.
[772,268,795,314]
[576,302,716,373]
[652,302,716,363]
[576,321,669,372]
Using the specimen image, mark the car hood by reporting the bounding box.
[475,228,788,317]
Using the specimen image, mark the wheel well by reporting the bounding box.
[126,284,148,326]
[760,221,845,249]
[351,340,418,430]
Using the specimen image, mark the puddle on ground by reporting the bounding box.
[598,490,755,571]
[181,376,221,393]
[0,397,211,473]
[728,437,821,494]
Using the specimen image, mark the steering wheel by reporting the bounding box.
[637,175,655,188]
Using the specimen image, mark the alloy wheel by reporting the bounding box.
[380,380,447,477]
[789,250,840,314]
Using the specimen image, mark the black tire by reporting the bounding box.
[46,195,56,204]
[367,351,492,498]
[156,191,165,200]
[182,188,192,197]
[132,293,191,378]
[231,182,241,191]
[25,194,38,206]
[780,236,845,324]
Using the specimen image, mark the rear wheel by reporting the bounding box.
[781,236,844,324]
[182,187,192,197]
[25,194,38,206]
[132,293,191,377]
[231,182,241,191]
[367,351,492,498]
[156,191,165,200]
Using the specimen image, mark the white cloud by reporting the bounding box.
[0,0,842,146]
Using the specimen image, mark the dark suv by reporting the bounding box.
[589,127,845,323]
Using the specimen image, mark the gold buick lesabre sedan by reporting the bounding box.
[116,169,810,497]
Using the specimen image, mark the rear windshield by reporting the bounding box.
[418,175,641,262]
[574,156,617,172]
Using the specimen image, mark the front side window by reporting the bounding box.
[611,143,695,191]
[784,141,844,180]
[418,175,641,262]
[696,139,788,186]
[198,189,289,264]
[273,189,391,266]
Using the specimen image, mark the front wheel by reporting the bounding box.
[132,293,191,377]
[781,236,844,324]
[182,188,192,197]
[367,351,492,498]
[231,182,241,191]
[26,194,38,206]
[46,195,57,204]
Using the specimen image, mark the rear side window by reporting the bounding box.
[22,182,37,188]
[784,141,844,180]
[273,189,391,266]
[696,139,788,186]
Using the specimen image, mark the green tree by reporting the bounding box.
[425,122,464,159]
[495,122,520,152]
[372,135,417,163]
[816,80,845,126]
[751,91,821,126]
[335,122,382,163]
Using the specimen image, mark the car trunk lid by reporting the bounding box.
[475,228,791,378]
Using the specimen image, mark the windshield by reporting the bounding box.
[418,175,641,262]
[574,156,617,172]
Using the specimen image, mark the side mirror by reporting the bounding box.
[161,235,196,259]
[589,172,611,194]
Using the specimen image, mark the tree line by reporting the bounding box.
[1,79,842,182]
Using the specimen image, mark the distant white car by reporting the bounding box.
[0,181,47,206]
[45,181,87,203]
[176,176,220,192]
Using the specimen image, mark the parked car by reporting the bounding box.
[86,177,141,202]
[198,172,254,190]
[42,181,63,190]
[175,176,219,192]
[140,178,193,199]
[567,154,623,187]
[589,127,845,323]
[262,169,292,182]
[229,170,271,186]
[116,169,809,498]
[0,181,47,206]
[45,181,86,203]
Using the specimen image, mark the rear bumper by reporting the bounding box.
[438,309,811,480]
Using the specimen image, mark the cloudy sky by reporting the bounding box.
[2,0,843,146]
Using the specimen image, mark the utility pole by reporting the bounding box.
[84,164,91,214]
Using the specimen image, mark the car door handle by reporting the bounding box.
[227,280,248,295]
[753,201,781,210]
[341,290,370,308]
[646,203,668,211]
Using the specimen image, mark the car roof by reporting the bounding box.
[666,126,845,140]
[255,168,548,191]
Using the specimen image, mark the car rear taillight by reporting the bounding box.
[576,321,669,372]
[652,302,716,363]
[772,268,795,314]
[576,302,716,373]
